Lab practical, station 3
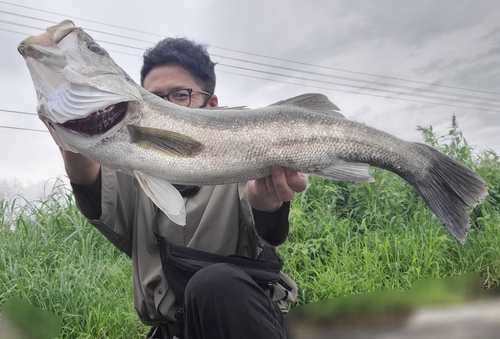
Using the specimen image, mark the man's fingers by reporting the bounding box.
[286,171,309,193]
[265,175,278,196]
[249,167,308,203]
[271,166,296,202]
[250,177,267,195]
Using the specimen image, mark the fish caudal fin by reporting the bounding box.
[134,171,186,226]
[410,143,488,244]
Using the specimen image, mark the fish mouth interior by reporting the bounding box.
[58,102,128,136]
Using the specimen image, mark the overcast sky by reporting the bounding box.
[1,0,499,201]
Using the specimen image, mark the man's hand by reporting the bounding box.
[246,166,309,212]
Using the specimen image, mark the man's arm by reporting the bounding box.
[246,166,309,246]
[61,150,101,185]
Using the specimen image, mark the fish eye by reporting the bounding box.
[88,44,107,56]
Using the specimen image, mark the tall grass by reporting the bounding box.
[0,186,148,338]
[1,116,499,338]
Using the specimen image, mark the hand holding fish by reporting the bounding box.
[247,167,309,212]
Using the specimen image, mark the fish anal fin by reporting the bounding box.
[134,171,186,226]
[128,125,204,157]
[313,161,374,182]
[270,93,345,119]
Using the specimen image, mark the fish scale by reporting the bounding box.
[18,20,488,242]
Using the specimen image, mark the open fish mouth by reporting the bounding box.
[58,102,128,136]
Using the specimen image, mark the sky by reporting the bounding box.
[1,0,499,201]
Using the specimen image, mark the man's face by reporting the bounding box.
[143,64,218,108]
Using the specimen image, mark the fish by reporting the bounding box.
[18,20,488,244]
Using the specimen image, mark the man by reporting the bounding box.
[61,37,308,339]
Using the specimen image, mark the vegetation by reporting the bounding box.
[0,190,147,338]
[1,117,499,338]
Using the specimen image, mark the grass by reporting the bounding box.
[282,172,499,305]
[1,116,499,338]
[0,190,148,338]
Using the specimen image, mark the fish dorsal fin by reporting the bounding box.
[313,161,374,182]
[134,171,186,226]
[270,93,345,118]
[204,106,248,110]
[128,125,204,157]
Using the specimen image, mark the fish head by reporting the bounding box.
[18,20,142,146]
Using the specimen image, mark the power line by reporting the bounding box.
[0,9,57,25]
[218,70,500,113]
[0,17,148,52]
[1,6,498,116]
[211,46,500,96]
[1,2,498,97]
[217,64,500,110]
[0,109,44,132]
[5,17,497,111]
[0,18,45,31]
[0,125,47,132]
[0,1,166,37]
[0,109,37,116]
[5,19,498,110]
[0,26,30,35]
[212,55,500,103]
[0,9,158,46]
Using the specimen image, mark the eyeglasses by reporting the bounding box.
[156,88,212,108]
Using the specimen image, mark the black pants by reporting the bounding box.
[152,262,288,339]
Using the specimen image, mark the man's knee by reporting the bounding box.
[185,263,248,300]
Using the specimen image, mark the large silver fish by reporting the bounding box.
[18,20,488,243]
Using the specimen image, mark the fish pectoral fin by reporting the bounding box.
[313,161,375,182]
[270,93,345,119]
[134,171,186,226]
[128,125,204,157]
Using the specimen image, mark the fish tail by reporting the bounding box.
[410,143,488,244]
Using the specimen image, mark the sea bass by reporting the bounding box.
[18,20,488,243]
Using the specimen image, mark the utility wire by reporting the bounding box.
[0,109,43,132]
[0,18,44,31]
[40,26,500,110]
[4,17,499,109]
[0,125,46,132]
[0,1,167,38]
[0,9,56,25]
[217,64,500,109]
[218,70,500,113]
[1,5,498,115]
[0,10,157,46]
[0,109,37,116]
[211,45,500,96]
[212,55,500,103]
[0,26,29,35]
[1,2,499,97]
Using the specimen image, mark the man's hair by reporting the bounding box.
[140,37,216,94]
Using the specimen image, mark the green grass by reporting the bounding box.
[1,117,499,338]
[0,189,148,338]
[282,172,499,305]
